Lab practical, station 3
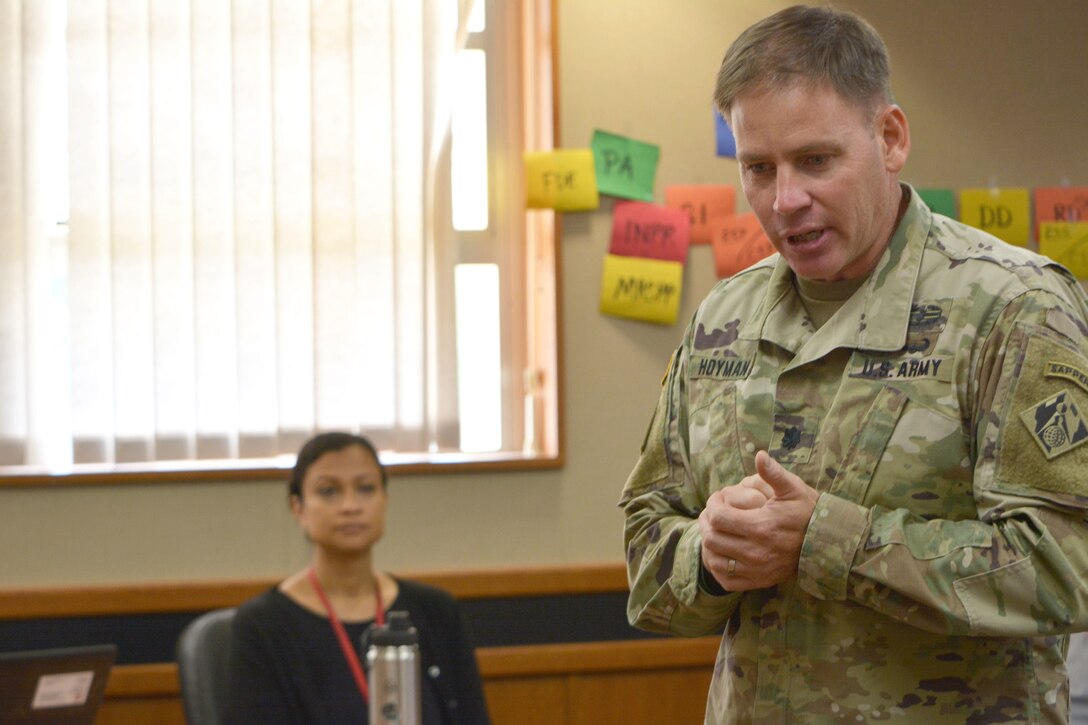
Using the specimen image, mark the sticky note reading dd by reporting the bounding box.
[609,201,691,263]
[664,185,736,245]
[590,130,659,202]
[599,254,683,325]
[1039,222,1088,278]
[709,212,776,278]
[524,149,599,211]
[958,188,1031,247]
[1035,187,1088,238]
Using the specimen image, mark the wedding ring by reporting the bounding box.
[727,558,737,576]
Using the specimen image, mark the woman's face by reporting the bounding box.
[291,444,387,555]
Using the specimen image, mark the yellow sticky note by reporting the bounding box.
[524,149,599,211]
[958,188,1031,246]
[1039,222,1088,278]
[599,254,682,325]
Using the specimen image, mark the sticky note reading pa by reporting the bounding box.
[524,149,599,211]
[609,201,691,263]
[664,185,736,245]
[958,187,1031,247]
[590,130,659,202]
[1039,222,1088,278]
[599,254,683,325]
[709,212,776,278]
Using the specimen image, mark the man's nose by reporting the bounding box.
[773,169,811,216]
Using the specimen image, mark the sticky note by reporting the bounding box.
[1034,187,1088,239]
[714,111,736,158]
[664,185,736,245]
[590,130,659,202]
[917,188,956,219]
[599,254,683,325]
[524,149,599,211]
[609,201,691,263]
[709,212,776,278]
[1039,222,1088,278]
[958,188,1031,247]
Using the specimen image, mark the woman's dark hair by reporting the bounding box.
[288,432,387,499]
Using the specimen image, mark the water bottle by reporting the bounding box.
[365,610,421,724]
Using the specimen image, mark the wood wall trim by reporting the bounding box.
[0,562,629,620]
[103,636,721,698]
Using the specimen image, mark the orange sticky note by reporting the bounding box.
[664,185,736,245]
[709,212,776,278]
[1039,222,1088,278]
[609,201,691,263]
[599,254,683,325]
[524,149,599,211]
[958,188,1031,247]
[1034,187,1088,238]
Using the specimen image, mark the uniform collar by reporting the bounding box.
[743,184,931,359]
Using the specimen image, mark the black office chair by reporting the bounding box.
[176,607,235,725]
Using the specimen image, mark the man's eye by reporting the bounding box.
[746,163,771,176]
[804,155,828,168]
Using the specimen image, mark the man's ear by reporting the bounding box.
[880,104,910,173]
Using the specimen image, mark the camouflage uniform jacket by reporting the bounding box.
[621,187,1088,723]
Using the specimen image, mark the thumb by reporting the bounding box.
[755,451,799,497]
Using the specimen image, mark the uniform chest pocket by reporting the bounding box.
[831,383,974,518]
[689,383,746,498]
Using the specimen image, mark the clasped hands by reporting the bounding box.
[698,450,820,592]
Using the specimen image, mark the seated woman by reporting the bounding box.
[227,432,490,724]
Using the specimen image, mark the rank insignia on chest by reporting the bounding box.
[1019,389,1088,460]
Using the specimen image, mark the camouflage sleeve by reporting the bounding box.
[799,283,1088,637]
[620,337,741,637]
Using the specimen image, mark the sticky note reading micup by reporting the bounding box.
[599,254,683,325]
[958,187,1031,247]
[709,212,776,278]
[1039,222,1088,278]
[524,149,599,211]
[610,201,691,263]
[664,185,736,245]
[590,130,659,201]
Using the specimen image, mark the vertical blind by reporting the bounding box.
[0,0,465,470]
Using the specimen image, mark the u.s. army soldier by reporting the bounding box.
[621,5,1088,723]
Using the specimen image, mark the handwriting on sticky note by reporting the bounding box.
[1039,222,1088,278]
[599,254,683,325]
[664,185,735,245]
[709,212,776,278]
[609,201,691,263]
[524,149,599,211]
[958,188,1031,247]
[590,130,660,202]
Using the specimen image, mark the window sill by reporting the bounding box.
[0,451,564,489]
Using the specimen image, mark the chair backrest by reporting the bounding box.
[176,607,236,725]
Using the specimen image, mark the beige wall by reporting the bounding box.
[2,0,1085,587]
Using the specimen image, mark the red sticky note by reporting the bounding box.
[1034,187,1088,238]
[664,185,736,245]
[709,212,776,278]
[609,201,691,264]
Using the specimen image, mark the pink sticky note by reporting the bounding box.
[709,212,776,278]
[609,201,691,263]
[664,185,736,245]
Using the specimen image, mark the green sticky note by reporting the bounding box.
[918,188,956,218]
[590,129,660,202]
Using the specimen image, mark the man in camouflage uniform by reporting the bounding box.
[620,5,1088,723]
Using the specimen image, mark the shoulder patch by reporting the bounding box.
[1046,361,1088,394]
[1019,389,1088,460]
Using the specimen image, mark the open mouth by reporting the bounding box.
[786,229,823,244]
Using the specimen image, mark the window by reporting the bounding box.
[0,0,559,479]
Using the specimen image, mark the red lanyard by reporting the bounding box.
[308,566,385,704]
